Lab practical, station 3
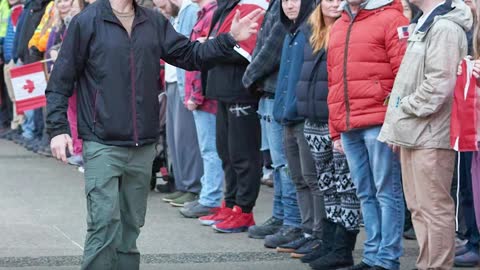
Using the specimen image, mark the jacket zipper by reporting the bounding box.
[342,21,355,130]
[92,89,99,133]
[130,48,139,146]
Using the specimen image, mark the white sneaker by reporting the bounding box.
[78,166,85,173]
[262,168,273,180]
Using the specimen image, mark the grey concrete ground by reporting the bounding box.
[0,140,475,270]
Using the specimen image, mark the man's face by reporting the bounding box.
[282,0,301,21]
[164,0,180,17]
[153,0,167,11]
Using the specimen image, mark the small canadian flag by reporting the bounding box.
[10,62,47,114]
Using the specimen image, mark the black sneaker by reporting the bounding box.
[277,235,314,253]
[248,216,283,239]
[403,227,416,240]
[264,226,303,249]
[296,239,323,261]
[342,262,374,270]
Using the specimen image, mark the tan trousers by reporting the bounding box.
[400,148,456,270]
[4,61,24,129]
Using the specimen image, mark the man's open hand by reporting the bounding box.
[230,9,265,42]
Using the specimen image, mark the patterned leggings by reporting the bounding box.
[304,120,360,231]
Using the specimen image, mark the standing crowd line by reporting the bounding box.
[0,0,480,268]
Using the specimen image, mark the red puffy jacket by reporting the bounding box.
[327,0,408,140]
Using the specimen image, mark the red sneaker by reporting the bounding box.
[198,201,232,226]
[212,206,255,233]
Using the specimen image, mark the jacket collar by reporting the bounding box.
[198,1,216,18]
[412,0,452,31]
[100,0,148,28]
[341,0,402,22]
[409,0,453,41]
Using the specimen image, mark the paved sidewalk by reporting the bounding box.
[0,140,474,270]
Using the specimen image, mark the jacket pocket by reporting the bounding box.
[372,80,386,103]
[85,176,96,228]
[92,89,99,133]
[391,113,430,147]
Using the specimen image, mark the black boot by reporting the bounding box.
[300,219,336,263]
[309,225,358,270]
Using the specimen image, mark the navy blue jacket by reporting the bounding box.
[272,0,315,125]
[273,29,307,125]
[296,30,329,123]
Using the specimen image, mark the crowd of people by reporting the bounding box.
[1,0,480,268]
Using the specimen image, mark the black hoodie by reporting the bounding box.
[280,0,316,33]
[203,0,259,104]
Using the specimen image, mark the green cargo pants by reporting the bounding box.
[81,141,156,270]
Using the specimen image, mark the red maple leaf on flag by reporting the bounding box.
[23,80,35,94]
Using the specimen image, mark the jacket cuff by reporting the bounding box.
[242,71,254,89]
[48,127,70,141]
[219,33,237,48]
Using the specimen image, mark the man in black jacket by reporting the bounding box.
[46,0,262,267]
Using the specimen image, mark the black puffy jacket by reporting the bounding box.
[46,0,236,146]
[296,29,329,123]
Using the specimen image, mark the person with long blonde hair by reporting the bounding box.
[294,0,360,269]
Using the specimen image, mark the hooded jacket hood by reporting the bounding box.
[341,0,402,20]
[280,0,316,33]
[412,0,473,33]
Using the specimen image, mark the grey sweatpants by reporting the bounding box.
[166,82,202,193]
[284,122,326,237]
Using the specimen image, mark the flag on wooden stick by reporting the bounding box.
[10,61,47,114]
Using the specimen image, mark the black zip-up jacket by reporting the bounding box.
[14,0,51,63]
[203,0,259,104]
[296,27,329,123]
[46,0,236,146]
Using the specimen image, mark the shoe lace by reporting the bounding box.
[262,217,280,226]
[216,207,234,219]
[290,235,309,246]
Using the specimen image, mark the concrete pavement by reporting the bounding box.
[0,139,474,270]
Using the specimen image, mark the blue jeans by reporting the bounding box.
[192,110,223,208]
[21,110,35,139]
[258,97,301,227]
[341,126,404,270]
